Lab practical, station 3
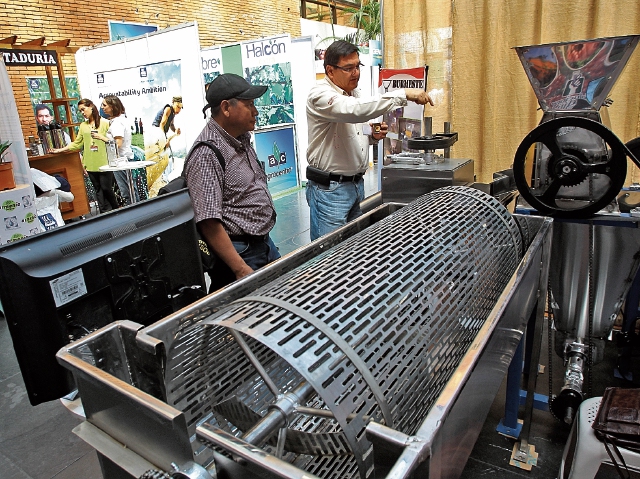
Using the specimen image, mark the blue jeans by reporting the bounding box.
[114,170,131,205]
[306,178,365,241]
[208,234,280,293]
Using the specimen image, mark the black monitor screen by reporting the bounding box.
[0,189,206,405]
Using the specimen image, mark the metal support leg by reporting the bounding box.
[497,337,524,438]
[510,231,552,471]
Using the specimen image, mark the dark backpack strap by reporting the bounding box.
[185,140,225,172]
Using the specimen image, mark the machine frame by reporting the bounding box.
[57,200,552,479]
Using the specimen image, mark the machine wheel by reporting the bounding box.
[513,117,627,217]
[407,132,458,150]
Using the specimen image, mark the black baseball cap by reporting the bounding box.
[205,73,267,108]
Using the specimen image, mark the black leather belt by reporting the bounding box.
[328,173,364,183]
[306,166,365,186]
[229,234,268,243]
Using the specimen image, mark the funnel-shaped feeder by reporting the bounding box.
[514,35,640,112]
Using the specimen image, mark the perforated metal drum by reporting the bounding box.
[163,186,523,479]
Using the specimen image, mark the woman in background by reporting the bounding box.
[51,98,118,213]
[97,95,136,204]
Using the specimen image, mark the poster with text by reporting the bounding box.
[379,67,426,153]
[91,60,186,195]
[201,46,222,86]
[241,35,294,128]
[254,126,298,197]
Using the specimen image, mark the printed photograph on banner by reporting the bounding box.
[379,67,426,123]
[240,35,294,128]
[254,126,299,198]
[384,138,403,157]
[384,108,403,138]
[92,60,184,199]
[379,67,426,155]
[245,63,294,127]
[108,21,158,42]
[26,76,83,133]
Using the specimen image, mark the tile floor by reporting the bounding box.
[0,168,635,478]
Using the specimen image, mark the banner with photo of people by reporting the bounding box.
[253,126,298,197]
[26,76,83,131]
[88,60,185,196]
[75,22,206,201]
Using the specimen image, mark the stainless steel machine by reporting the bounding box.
[57,187,552,479]
[512,35,640,422]
[381,121,475,204]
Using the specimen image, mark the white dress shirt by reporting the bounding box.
[306,76,408,175]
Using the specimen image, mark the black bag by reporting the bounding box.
[592,387,640,478]
[159,141,226,273]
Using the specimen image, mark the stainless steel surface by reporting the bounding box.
[162,187,521,479]
[423,116,433,137]
[546,217,640,421]
[550,219,640,342]
[57,187,552,479]
[381,159,474,204]
[444,122,451,158]
[368,215,552,479]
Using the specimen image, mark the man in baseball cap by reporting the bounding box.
[185,73,279,292]
[203,73,267,117]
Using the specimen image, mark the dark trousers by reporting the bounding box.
[208,235,280,293]
[88,171,119,213]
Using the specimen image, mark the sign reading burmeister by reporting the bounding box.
[1,49,58,67]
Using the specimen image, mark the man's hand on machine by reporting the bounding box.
[405,89,434,106]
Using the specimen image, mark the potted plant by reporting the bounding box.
[0,140,16,190]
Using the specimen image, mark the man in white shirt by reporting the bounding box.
[306,40,433,241]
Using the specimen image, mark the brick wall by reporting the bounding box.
[1,0,302,146]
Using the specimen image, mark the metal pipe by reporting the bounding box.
[197,424,323,479]
[229,329,280,397]
[444,121,451,158]
[241,382,314,447]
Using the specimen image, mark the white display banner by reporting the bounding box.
[201,46,222,84]
[0,60,32,186]
[241,34,295,129]
[241,34,291,69]
[290,36,316,181]
[75,23,205,178]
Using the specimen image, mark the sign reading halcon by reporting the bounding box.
[1,49,58,67]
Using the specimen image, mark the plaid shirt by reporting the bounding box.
[184,119,276,236]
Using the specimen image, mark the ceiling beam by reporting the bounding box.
[21,37,46,46]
